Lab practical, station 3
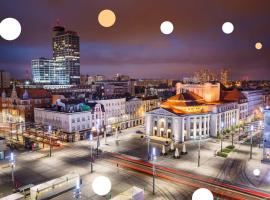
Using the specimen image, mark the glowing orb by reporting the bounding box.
[192,188,214,200]
[222,22,234,34]
[98,9,116,28]
[0,18,21,41]
[253,169,261,177]
[160,21,174,35]
[92,176,111,196]
[255,42,262,50]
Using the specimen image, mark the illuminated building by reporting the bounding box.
[220,69,230,87]
[32,23,80,85]
[194,69,216,83]
[263,107,270,162]
[53,24,80,84]
[0,70,10,89]
[242,90,264,120]
[145,83,239,142]
[34,101,105,142]
[125,96,160,128]
[222,89,248,122]
[32,58,69,84]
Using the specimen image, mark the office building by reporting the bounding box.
[32,23,80,85]
[0,71,10,89]
[53,25,80,84]
[220,69,230,87]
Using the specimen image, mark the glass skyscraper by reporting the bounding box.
[32,24,80,85]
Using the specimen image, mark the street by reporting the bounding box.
[1,125,270,199]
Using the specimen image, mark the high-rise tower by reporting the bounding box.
[31,22,80,85]
[52,24,80,84]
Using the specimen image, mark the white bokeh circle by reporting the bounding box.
[222,22,234,34]
[160,21,174,35]
[253,169,261,177]
[92,176,111,196]
[0,18,21,41]
[192,188,214,200]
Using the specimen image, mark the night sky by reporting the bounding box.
[0,0,270,80]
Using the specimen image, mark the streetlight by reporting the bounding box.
[97,128,100,157]
[220,122,224,152]
[145,135,151,160]
[9,152,15,187]
[231,118,235,146]
[152,147,157,195]
[73,179,81,199]
[48,125,52,157]
[250,125,254,159]
[198,135,201,167]
[89,134,93,173]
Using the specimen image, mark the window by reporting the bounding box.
[161,122,164,128]
[82,117,85,121]
[77,125,80,131]
[190,131,193,136]
[72,126,75,131]
[168,122,171,129]
[72,119,75,123]
[154,121,157,126]
[77,118,80,122]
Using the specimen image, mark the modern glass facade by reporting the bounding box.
[32,58,69,84]
[31,25,80,85]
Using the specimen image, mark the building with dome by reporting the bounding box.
[145,83,241,143]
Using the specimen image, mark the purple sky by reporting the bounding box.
[0,0,270,80]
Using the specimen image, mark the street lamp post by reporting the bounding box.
[10,152,15,187]
[151,147,157,195]
[89,134,93,173]
[73,179,81,200]
[48,125,52,157]
[198,135,201,167]
[146,135,151,160]
[220,122,224,152]
[104,129,107,145]
[250,125,254,159]
[232,118,235,146]
[96,129,100,157]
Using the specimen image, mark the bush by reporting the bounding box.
[217,151,228,158]
[226,145,235,150]
[222,148,231,153]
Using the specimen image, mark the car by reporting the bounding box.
[136,130,143,134]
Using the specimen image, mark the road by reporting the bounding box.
[1,125,269,199]
[0,130,195,199]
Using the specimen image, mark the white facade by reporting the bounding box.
[146,102,238,143]
[146,108,211,142]
[34,103,105,133]
[92,98,126,128]
[242,90,264,117]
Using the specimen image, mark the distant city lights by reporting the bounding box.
[160,21,174,35]
[192,188,214,200]
[255,42,263,50]
[0,18,21,41]
[98,9,116,28]
[222,22,234,34]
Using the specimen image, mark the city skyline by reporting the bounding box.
[0,0,270,80]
